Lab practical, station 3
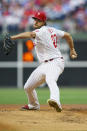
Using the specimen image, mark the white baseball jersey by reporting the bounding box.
[33,26,65,63]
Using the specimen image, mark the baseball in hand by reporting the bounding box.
[71,55,76,59]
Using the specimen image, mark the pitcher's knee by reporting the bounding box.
[24,83,28,91]
[24,83,32,92]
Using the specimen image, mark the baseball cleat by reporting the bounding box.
[47,99,62,112]
[21,104,40,110]
[21,105,30,110]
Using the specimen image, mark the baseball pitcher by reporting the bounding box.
[3,11,77,112]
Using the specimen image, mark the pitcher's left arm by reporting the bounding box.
[62,32,77,59]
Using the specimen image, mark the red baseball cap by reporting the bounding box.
[32,11,47,22]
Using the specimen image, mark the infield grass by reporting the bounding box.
[0,87,87,104]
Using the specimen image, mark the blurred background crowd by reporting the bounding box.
[0,0,87,34]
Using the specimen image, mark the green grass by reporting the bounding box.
[60,87,87,104]
[0,87,87,104]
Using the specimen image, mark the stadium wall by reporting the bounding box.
[0,40,87,87]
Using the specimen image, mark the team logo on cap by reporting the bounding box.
[38,12,40,15]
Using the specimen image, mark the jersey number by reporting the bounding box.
[51,34,57,48]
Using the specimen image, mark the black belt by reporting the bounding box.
[44,57,63,62]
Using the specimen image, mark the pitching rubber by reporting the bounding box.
[47,99,62,112]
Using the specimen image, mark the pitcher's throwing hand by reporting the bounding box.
[70,48,77,59]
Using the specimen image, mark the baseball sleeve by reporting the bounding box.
[55,29,65,38]
[33,29,42,38]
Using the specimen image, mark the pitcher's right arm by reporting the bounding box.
[11,32,36,40]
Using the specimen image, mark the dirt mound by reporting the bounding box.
[0,104,87,131]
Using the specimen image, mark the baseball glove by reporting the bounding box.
[3,33,15,55]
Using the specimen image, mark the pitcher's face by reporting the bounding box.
[33,18,45,29]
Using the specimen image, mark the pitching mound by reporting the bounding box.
[0,104,87,131]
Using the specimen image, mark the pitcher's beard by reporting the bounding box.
[33,25,42,29]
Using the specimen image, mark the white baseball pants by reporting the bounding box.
[24,58,64,109]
